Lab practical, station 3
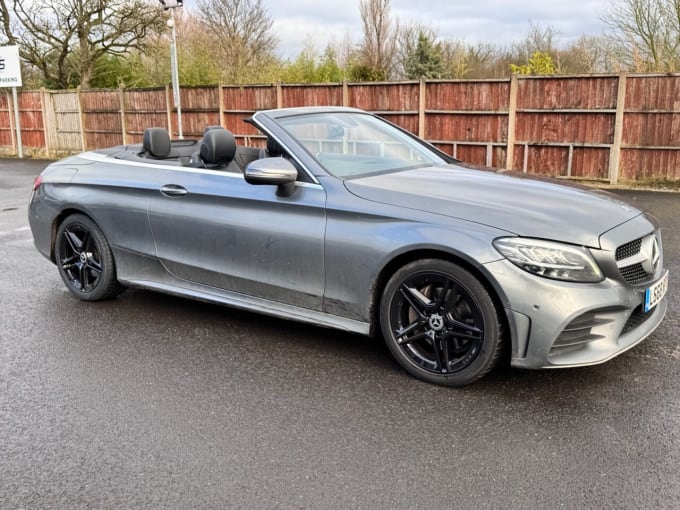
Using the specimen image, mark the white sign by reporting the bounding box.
[0,45,22,87]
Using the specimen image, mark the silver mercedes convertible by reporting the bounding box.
[28,107,669,386]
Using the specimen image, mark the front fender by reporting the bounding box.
[323,211,506,322]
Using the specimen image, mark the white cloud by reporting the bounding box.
[184,0,610,58]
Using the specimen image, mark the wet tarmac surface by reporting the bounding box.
[1,159,679,509]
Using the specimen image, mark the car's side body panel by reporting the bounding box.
[146,166,327,310]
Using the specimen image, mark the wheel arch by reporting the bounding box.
[368,248,511,346]
[50,208,98,262]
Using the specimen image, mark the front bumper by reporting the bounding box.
[484,217,668,370]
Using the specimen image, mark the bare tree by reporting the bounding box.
[438,40,468,78]
[196,0,277,84]
[0,0,165,88]
[559,35,622,73]
[358,0,397,80]
[516,22,560,56]
[603,0,680,71]
[0,0,15,45]
[508,21,562,68]
[331,33,356,73]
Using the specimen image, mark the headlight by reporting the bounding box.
[493,237,604,283]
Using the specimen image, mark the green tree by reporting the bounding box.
[280,41,343,84]
[510,51,556,75]
[142,11,232,87]
[404,31,443,79]
[87,54,146,88]
[347,62,387,81]
[316,46,343,82]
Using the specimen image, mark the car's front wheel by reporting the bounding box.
[55,214,123,301]
[380,259,503,386]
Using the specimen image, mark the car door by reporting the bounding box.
[146,166,327,311]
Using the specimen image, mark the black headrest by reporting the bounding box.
[200,129,236,165]
[143,127,171,158]
[267,137,284,157]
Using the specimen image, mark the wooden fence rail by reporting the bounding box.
[2,73,680,183]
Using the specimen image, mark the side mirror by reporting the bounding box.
[245,157,298,197]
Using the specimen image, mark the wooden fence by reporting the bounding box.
[1,73,680,183]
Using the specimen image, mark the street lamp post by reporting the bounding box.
[159,0,183,139]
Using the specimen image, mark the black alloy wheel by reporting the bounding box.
[55,214,123,301]
[380,259,503,386]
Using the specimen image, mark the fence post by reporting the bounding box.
[7,89,16,154]
[342,80,349,107]
[218,83,225,128]
[119,87,127,145]
[77,87,87,152]
[276,81,283,108]
[609,71,627,185]
[39,88,51,157]
[418,79,426,139]
[506,75,518,170]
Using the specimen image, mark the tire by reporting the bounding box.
[55,214,124,301]
[379,259,503,386]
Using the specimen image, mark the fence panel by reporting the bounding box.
[348,82,420,134]
[281,84,343,108]
[221,85,277,145]
[425,80,509,165]
[44,91,81,153]
[620,75,680,181]
[18,91,45,149]
[81,90,123,149]
[175,86,221,139]
[0,92,12,149]
[513,76,618,179]
[124,88,168,144]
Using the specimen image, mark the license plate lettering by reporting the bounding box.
[644,271,669,313]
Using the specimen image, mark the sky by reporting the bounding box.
[183,0,611,59]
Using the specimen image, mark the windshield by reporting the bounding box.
[276,112,447,179]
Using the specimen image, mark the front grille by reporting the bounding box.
[616,238,642,261]
[619,263,649,285]
[615,235,656,285]
[621,306,653,335]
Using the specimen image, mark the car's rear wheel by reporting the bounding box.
[380,259,503,386]
[55,214,123,301]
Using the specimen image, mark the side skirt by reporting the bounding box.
[120,278,371,336]
[113,246,371,335]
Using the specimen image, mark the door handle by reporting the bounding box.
[160,184,188,197]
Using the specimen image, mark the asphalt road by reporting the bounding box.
[1,158,679,509]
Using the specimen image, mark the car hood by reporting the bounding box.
[344,165,642,247]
